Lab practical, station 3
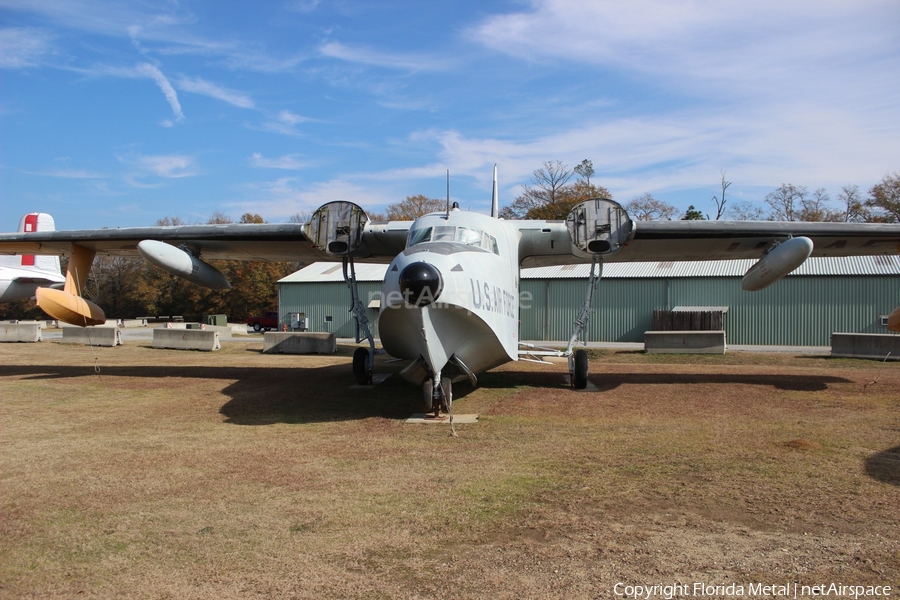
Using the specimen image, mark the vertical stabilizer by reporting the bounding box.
[491,164,499,218]
[17,213,60,274]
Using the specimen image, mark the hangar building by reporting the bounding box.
[277,256,900,346]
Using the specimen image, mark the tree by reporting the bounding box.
[764,183,807,221]
[837,185,871,223]
[799,188,843,222]
[867,172,900,222]
[373,194,445,221]
[727,200,766,220]
[501,161,575,219]
[681,205,705,220]
[711,172,730,220]
[573,159,594,186]
[624,193,678,221]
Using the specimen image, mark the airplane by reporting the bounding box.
[1,169,899,419]
[0,213,65,303]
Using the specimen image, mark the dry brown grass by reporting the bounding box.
[1,339,898,598]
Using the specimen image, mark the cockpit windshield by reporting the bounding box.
[406,225,500,255]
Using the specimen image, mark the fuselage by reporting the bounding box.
[0,257,65,303]
[378,209,521,383]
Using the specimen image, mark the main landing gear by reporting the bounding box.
[344,256,377,385]
[518,256,600,390]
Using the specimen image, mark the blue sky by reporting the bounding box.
[2,0,899,230]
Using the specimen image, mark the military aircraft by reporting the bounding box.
[1,171,899,416]
[0,213,65,303]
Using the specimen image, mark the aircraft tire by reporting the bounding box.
[352,347,371,385]
[573,349,589,389]
[422,378,434,412]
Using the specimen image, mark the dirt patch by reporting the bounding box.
[1,341,898,598]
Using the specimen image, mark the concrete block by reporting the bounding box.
[644,330,727,354]
[831,333,900,361]
[152,328,221,351]
[0,323,42,342]
[263,332,336,354]
[61,326,122,347]
[119,319,148,328]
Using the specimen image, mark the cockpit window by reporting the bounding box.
[406,224,500,255]
[407,227,432,247]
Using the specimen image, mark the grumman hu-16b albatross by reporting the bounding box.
[2,170,899,416]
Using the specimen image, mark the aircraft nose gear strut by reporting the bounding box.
[343,256,378,385]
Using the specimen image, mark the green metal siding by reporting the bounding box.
[519,276,899,346]
[278,281,382,338]
[283,275,899,346]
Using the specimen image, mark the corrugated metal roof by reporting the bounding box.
[521,255,900,279]
[279,262,388,283]
[281,255,900,283]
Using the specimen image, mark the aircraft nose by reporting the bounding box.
[398,262,443,306]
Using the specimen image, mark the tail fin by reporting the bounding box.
[491,164,499,218]
[18,213,61,274]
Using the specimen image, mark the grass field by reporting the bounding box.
[1,339,898,598]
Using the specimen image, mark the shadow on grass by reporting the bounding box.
[478,368,851,392]
[0,361,426,425]
[865,446,900,486]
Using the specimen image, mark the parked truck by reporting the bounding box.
[246,311,279,332]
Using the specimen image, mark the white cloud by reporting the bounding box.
[134,62,184,121]
[250,153,312,170]
[319,41,453,72]
[260,110,313,136]
[119,153,198,179]
[0,27,53,69]
[176,76,255,109]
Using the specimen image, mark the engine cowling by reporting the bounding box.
[741,236,813,292]
[566,198,633,257]
[137,240,231,290]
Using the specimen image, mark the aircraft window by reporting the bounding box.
[433,226,456,242]
[456,227,483,246]
[408,227,432,247]
[407,224,499,255]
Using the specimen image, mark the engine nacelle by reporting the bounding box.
[566,198,633,257]
[138,240,231,290]
[307,201,368,256]
[741,236,813,292]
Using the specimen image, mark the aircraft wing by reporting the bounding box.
[518,219,900,268]
[0,220,412,263]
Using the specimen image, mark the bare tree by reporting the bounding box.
[624,193,678,221]
[837,185,870,222]
[764,184,807,221]
[502,161,574,218]
[727,200,766,220]
[711,172,730,220]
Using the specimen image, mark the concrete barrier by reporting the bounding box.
[0,323,42,342]
[62,326,122,347]
[152,328,221,351]
[644,330,727,354]
[263,332,336,354]
[119,319,148,328]
[831,333,900,361]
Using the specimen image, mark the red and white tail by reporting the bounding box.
[17,213,60,273]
